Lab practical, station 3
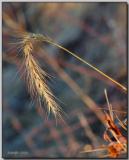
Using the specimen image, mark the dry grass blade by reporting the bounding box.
[104,89,113,121]
[80,147,107,153]
[115,113,127,131]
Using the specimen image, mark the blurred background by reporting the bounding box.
[2,2,127,158]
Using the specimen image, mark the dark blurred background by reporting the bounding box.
[2,2,127,158]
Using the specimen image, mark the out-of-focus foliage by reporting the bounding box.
[2,2,127,158]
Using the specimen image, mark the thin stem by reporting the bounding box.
[104,89,113,121]
[80,147,107,153]
[44,39,127,93]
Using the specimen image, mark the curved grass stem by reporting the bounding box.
[42,39,127,93]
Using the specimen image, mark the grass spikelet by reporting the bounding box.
[19,35,63,119]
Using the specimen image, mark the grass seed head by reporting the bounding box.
[17,33,64,120]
